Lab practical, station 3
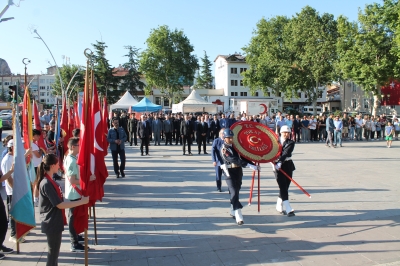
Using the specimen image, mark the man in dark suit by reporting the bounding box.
[180,114,194,155]
[127,113,138,146]
[137,114,151,156]
[210,114,220,140]
[196,116,208,154]
[163,114,174,145]
[174,114,182,145]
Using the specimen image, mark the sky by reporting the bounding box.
[0,0,377,75]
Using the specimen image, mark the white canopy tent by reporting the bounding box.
[172,90,218,113]
[110,91,138,110]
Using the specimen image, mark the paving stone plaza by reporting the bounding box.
[1,136,400,266]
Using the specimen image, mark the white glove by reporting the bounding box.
[220,164,230,177]
[275,162,282,171]
[247,164,260,171]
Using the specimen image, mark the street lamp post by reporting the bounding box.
[32,29,64,98]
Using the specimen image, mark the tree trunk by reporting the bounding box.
[372,93,380,117]
[312,80,318,116]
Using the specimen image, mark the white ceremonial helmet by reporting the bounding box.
[280,125,291,133]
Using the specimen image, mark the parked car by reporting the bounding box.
[0,115,13,129]
[0,110,12,116]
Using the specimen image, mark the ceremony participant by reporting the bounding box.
[174,114,183,145]
[107,118,127,178]
[180,114,194,156]
[0,163,14,259]
[163,114,174,145]
[210,115,220,140]
[333,115,343,147]
[32,129,44,207]
[152,115,163,146]
[37,154,89,266]
[1,140,25,243]
[385,121,394,148]
[219,129,259,225]
[137,114,151,156]
[219,113,228,129]
[273,125,296,217]
[325,113,335,147]
[211,129,225,192]
[196,116,208,154]
[127,113,138,146]
[64,138,95,252]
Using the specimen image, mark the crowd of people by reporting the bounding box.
[110,110,398,150]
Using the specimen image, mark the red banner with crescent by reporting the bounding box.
[231,121,281,163]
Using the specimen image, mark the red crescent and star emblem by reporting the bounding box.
[259,103,268,114]
[231,121,281,163]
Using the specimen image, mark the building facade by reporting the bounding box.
[0,68,57,106]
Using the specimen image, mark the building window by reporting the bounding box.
[255,92,259,96]
[47,99,49,103]
[40,99,45,103]
[230,80,238,86]
[391,105,395,109]
[240,68,247,73]
[155,97,161,105]
[40,92,45,96]
[231,68,237,74]
[40,79,45,84]
[230,92,238,96]
[298,92,302,98]
[351,98,357,109]
[305,93,308,99]
[352,83,357,92]
[364,99,369,109]
[4,82,9,85]
[240,80,243,86]
[163,97,169,106]
[266,91,271,97]
[318,90,323,98]
[240,92,247,96]
[0,82,2,85]
[40,86,46,90]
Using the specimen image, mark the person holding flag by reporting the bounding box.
[0,165,14,259]
[64,137,96,252]
[36,154,89,266]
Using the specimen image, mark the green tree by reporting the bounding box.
[242,16,294,97]
[288,6,338,112]
[243,7,338,114]
[120,46,145,98]
[194,51,213,89]
[52,64,85,100]
[92,41,121,104]
[139,25,199,106]
[336,2,397,116]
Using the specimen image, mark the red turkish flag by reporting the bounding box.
[73,101,80,129]
[91,82,108,202]
[33,100,47,152]
[60,98,70,158]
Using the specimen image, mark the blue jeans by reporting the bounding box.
[349,127,355,139]
[334,130,342,145]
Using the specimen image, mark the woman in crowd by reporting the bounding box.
[393,118,400,140]
[349,116,355,141]
[37,154,89,266]
[370,117,376,140]
[375,117,382,140]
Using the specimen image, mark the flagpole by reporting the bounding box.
[15,80,20,254]
[93,203,98,245]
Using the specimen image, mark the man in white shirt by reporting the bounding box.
[355,115,363,141]
[309,115,317,142]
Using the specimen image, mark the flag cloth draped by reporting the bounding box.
[73,101,80,129]
[60,98,69,154]
[75,70,92,234]
[91,82,108,202]
[33,100,47,152]
[10,117,36,240]
[22,88,32,153]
